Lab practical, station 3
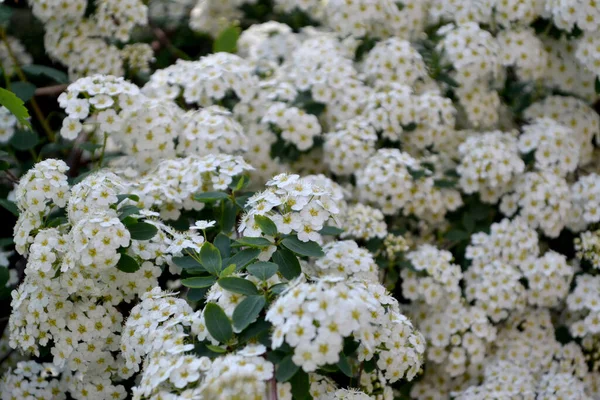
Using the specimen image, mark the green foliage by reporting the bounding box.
[200,242,222,276]
[272,248,301,280]
[204,303,233,343]
[280,236,324,257]
[22,65,68,84]
[213,25,241,53]
[181,276,217,288]
[116,253,140,273]
[0,87,31,128]
[126,221,158,241]
[254,214,278,236]
[225,248,261,271]
[246,261,278,281]
[232,295,266,331]
[218,276,259,295]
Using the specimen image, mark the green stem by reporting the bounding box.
[98,132,108,169]
[0,29,57,142]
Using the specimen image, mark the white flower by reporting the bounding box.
[190,220,216,230]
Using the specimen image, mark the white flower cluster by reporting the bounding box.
[415,302,496,377]
[238,21,299,63]
[356,148,462,221]
[143,53,257,106]
[0,106,18,143]
[0,36,33,77]
[437,23,501,90]
[0,361,66,400]
[262,102,322,151]
[500,171,572,238]
[179,106,247,156]
[567,274,600,338]
[58,75,141,140]
[457,130,525,203]
[571,173,600,229]
[525,96,600,166]
[340,203,388,241]
[575,229,600,269]
[321,0,427,39]
[402,245,463,305]
[311,240,378,280]
[497,28,548,80]
[239,173,341,244]
[518,118,580,176]
[323,118,377,176]
[363,38,428,87]
[131,154,253,220]
[30,0,148,78]
[266,278,425,381]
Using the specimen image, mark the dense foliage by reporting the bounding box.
[1,0,600,399]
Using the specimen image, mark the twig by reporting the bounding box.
[269,377,278,400]
[1,30,56,142]
[151,26,191,61]
[35,84,69,97]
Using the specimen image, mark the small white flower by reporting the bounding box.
[190,220,216,230]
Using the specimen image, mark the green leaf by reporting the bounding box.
[0,199,19,217]
[22,65,69,84]
[9,129,39,151]
[438,72,459,87]
[229,175,250,191]
[238,320,272,344]
[118,205,141,220]
[219,198,237,233]
[213,25,241,53]
[234,236,273,248]
[232,295,266,331]
[0,160,10,171]
[444,229,470,242]
[187,287,209,301]
[247,261,278,281]
[0,237,14,247]
[214,233,231,258]
[194,191,229,202]
[79,143,103,153]
[127,222,158,241]
[173,256,204,270]
[204,303,233,343]
[281,236,324,257]
[10,82,36,102]
[205,344,227,353]
[226,248,261,271]
[116,253,140,273]
[254,215,277,236]
[218,277,259,295]
[269,282,288,294]
[272,248,301,280]
[336,353,352,377]
[462,213,475,233]
[200,242,222,276]
[182,276,217,288]
[0,4,13,28]
[276,355,300,382]
[289,369,310,400]
[433,179,456,188]
[320,225,344,236]
[220,263,236,277]
[408,168,427,180]
[116,194,140,203]
[0,87,31,128]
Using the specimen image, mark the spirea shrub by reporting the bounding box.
[2,0,600,399]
